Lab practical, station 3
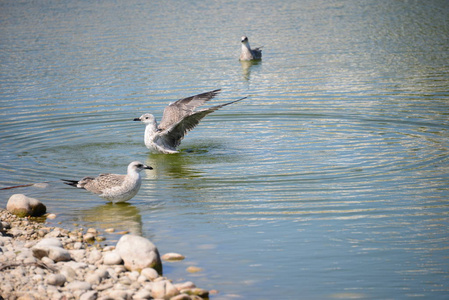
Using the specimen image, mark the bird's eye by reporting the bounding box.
[145,117,149,119]
[137,164,143,168]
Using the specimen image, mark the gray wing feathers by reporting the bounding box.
[159,89,221,130]
[160,97,247,148]
[82,174,126,194]
[252,47,262,59]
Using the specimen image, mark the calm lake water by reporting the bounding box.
[1,0,449,299]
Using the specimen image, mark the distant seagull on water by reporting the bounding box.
[133,89,246,154]
[62,161,152,203]
[240,36,262,61]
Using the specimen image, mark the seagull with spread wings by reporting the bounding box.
[133,89,246,154]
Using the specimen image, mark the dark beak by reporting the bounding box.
[145,166,153,170]
[133,118,141,121]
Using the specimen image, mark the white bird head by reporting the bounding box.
[133,113,156,125]
[128,161,153,173]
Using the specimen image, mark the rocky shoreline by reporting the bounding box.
[0,209,211,300]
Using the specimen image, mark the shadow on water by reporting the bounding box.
[240,60,262,81]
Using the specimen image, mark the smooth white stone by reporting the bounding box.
[115,234,161,273]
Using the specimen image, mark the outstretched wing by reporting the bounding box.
[160,97,247,148]
[158,89,221,130]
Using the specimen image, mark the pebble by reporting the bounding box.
[33,182,49,189]
[87,228,98,235]
[66,280,92,291]
[86,273,102,285]
[47,213,57,219]
[133,289,152,300]
[116,230,130,235]
[141,267,159,281]
[69,249,87,262]
[147,280,180,299]
[87,249,103,264]
[80,290,98,300]
[162,252,186,261]
[95,268,110,280]
[48,246,72,262]
[41,256,54,265]
[23,256,37,264]
[115,234,162,274]
[175,281,196,290]
[83,233,96,243]
[103,251,123,265]
[0,209,210,300]
[73,242,83,250]
[46,274,67,286]
[60,265,76,282]
[171,294,193,300]
[186,266,203,273]
[183,288,209,298]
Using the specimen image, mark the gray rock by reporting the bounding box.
[48,246,71,262]
[46,274,66,286]
[6,194,46,217]
[103,251,123,265]
[115,234,162,274]
[32,238,71,262]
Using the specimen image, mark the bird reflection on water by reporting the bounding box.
[80,202,146,237]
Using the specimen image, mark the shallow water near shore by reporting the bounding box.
[1,0,449,299]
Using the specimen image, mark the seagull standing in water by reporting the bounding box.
[133,89,246,154]
[62,161,152,203]
[240,36,262,61]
